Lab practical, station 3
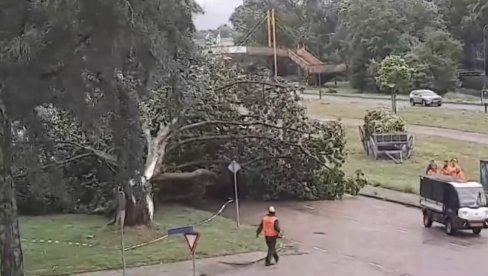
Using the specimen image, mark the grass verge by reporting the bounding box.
[307,81,481,102]
[306,101,488,134]
[22,205,264,275]
[343,127,488,194]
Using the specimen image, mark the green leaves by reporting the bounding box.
[363,109,407,135]
[336,0,446,90]
[376,55,412,94]
[407,30,463,93]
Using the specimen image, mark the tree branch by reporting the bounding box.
[241,155,293,167]
[150,169,216,182]
[14,153,95,178]
[176,120,305,134]
[54,140,117,166]
[174,160,230,170]
[167,134,281,153]
[166,134,330,170]
[174,155,294,171]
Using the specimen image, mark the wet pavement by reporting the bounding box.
[84,197,488,276]
[212,197,488,276]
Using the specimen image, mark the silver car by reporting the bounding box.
[409,89,443,107]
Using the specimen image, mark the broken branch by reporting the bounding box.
[150,168,216,182]
[176,120,305,134]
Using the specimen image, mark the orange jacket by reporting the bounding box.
[456,169,466,180]
[443,165,457,177]
[260,215,279,237]
[427,169,438,176]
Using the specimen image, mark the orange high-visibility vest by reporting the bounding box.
[262,216,278,237]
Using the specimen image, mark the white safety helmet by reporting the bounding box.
[268,206,276,213]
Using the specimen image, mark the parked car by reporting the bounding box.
[409,89,443,106]
[420,175,488,235]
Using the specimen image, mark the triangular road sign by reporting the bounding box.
[184,232,200,254]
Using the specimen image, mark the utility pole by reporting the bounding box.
[484,25,488,77]
[267,10,272,48]
[271,9,278,79]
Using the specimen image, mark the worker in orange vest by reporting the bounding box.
[256,206,281,266]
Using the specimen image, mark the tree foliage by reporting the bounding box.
[1,0,201,273]
[336,0,445,89]
[407,30,463,93]
[227,0,485,91]
[376,56,412,95]
[229,0,338,58]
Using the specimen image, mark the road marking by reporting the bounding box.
[312,246,328,253]
[448,242,466,248]
[303,205,315,210]
[368,262,383,270]
[289,239,303,245]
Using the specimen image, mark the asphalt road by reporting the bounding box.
[82,198,488,276]
[215,198,488,276]
[301,94,485,112]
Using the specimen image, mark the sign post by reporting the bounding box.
[167,226,194,236]
[184,232,201,276]
[119,220,126,276]
[228,160,241,228]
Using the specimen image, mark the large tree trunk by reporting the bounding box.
[124,176,154,226]
[0,102,25,275]
[123,147,158,226]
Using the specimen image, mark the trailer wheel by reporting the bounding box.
[445,219,455,235]
[473,228,482,235]
[423,213,433,228]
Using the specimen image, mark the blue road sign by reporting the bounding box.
[167,226,194,236]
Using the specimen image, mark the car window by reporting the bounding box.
[419,91,436,96]
[457,187,487,207]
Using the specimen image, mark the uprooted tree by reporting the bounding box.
[27,56,364,226]
[1,0,366,273]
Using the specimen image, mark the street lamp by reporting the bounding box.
[483,24,488,76]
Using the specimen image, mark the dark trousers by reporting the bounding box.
[265,236,279,264]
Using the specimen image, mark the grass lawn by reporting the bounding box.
[343,127,488,194]
[308,81,481,102]
[306,101,488,134]
[21,205,264,275]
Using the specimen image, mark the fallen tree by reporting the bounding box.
[17,56,357,226]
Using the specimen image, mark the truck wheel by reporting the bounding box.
[445,219,455,235]
[423,213,433,228]
[473,228,482,235]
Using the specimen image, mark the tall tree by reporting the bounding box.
[0,0,201,273]
[336,0,445,90]
[407,30,463,93]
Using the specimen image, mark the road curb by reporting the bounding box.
[359,192,420,209]
[302,92,482,106]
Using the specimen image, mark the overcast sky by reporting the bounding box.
[195,0,242,30]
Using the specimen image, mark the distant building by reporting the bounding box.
[194,32,234,48]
